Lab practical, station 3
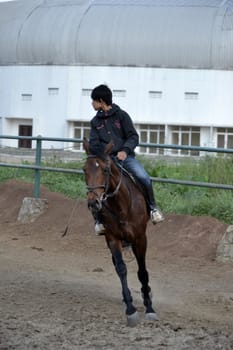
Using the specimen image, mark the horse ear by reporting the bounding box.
[83,138,90,154]
[105,141,114,155]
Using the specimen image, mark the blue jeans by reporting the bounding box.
[119,156,156,211]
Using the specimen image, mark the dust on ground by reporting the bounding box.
[0,180,233,350]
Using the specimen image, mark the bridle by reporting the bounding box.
[85,155,123,203]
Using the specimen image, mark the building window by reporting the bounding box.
[21,94,32,101]
[217,128,233,149]
[184,92,199,100]
[48,88,59,95]
[171,126,200,156]
[73,122,90,151]
[149,91,162,99]
[82,88,126,98]
[82,88,92,96]
[112,89,126,97]
[136,124,165,155]
[222,7,233,31]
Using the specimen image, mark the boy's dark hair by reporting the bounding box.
[91,84,112,105]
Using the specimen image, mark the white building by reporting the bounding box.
[0,0,233,156]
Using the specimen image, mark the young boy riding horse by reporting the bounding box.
[88,84,164,235]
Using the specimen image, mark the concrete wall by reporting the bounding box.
[0,65,233,148]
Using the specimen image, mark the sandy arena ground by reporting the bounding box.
[0,180,233,350]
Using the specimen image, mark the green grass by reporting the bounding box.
[144,155,233,225]
[1,155,233,224]
[0,160,87,199]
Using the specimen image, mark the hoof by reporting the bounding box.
[127,311,140,327]
[145,312,159,321]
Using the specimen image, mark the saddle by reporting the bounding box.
[113,158,150,214]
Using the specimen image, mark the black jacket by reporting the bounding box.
[89,104,139,156]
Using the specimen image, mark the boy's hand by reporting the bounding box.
[117,151,127,161]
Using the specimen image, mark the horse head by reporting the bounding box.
[83,138,114,212]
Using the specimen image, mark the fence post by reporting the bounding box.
[34,135,42,198]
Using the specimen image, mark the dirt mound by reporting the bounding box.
[0,180,227,262]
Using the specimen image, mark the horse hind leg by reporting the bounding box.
[132,243,159,321]
[110,244,140,327]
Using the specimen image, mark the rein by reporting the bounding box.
[86,155,123,202]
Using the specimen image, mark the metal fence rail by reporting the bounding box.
[1,135,233,197]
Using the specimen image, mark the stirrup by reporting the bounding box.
[95,222,106,236]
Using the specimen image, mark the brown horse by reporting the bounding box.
[83,139,158,326]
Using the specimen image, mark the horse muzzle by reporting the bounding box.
[88,198,102,212]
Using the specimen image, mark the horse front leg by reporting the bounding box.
[108,239,140,327]
[132,237,159,321]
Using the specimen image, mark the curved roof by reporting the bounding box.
[0,0,233,69]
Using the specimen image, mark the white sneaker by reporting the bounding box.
[95,222,106,236]
[150,209,164,224]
